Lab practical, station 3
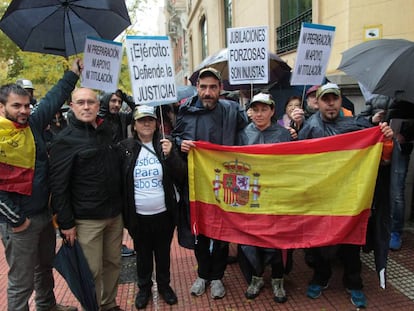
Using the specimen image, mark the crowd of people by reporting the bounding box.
[0,59,410,311]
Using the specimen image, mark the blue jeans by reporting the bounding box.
[390,142,412,234]
[0,211,56,311]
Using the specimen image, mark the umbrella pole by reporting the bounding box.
[301,86,307,108]
[159,106,166,139]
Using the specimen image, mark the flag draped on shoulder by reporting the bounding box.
[0,117,35,195]
[188,127,384,249]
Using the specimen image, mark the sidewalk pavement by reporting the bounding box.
[1,228,414,310]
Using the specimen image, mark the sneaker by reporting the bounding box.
[245,276,264,299]
[210,279,226,299]
[50,304,78,311]
[121,244,136,257]
[306,283,328,299]
[272,278,287,303]
[190,277,207,296]
[389,232,402,251]
[347,289,367,308]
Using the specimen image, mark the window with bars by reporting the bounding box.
[277,6,312,54]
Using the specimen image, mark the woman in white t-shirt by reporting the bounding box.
[118,105,186,309]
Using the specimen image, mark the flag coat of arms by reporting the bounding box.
[188,127,384,249]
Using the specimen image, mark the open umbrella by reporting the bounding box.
[0,0,131,57]
[189,48,291,91]
[54,239,99,311]
[338,39,414,103]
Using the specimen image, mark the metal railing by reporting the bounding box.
[276,8,312,54]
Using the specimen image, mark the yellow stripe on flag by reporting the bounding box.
[188,127,384,248]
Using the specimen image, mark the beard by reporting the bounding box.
[5,110,28,125]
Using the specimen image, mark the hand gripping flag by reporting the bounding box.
[188,127,384,249]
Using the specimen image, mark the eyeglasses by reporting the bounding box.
[72,99,98,106]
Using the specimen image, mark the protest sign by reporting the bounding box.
[227,26,268,85]
[290,23,336,86]
[125,36,177,106]
[81,37,123,92]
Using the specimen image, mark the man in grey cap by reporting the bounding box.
[16,78,37,108]
[299,82,394,309]
[173,67,248,299]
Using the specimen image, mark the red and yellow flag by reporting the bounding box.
[188,127,384,249]
[0,117,35,195]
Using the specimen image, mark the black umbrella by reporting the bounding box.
[54,240,99,311]
[0,0,131,57]
[338,39,414,102]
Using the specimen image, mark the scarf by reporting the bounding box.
[0,116,35,195]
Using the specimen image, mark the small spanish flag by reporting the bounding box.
[188,127,384,249]
[0,117,35,195]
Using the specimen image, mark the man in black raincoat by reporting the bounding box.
[298,83,394,309]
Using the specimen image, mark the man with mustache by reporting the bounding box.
[173,67,248,299]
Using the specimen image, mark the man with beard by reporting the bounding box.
[0,59,81,311]
[173,67,248,299]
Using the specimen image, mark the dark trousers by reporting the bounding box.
[133,211,174,291]
[309,244,363,290]
[194,234,228,280]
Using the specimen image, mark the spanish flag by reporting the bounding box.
[0,117,35,195]
[188,127,384,249]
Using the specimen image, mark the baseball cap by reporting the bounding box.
[16,79,34,90]
[250,92,275,106]
[198,67,222,81]
[133,105,157,120]
[316,83,341,99]
[306,85,320,97]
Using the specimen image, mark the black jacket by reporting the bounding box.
[99,92,134,143]
[172,96,248,148]
[118,132,187,236]
[49,115,123,230]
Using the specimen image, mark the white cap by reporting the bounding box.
[16,79,34,90]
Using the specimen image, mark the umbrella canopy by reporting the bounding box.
[54,240,99,311]
[189,48,291,91]
[338,39,414,103]
[176,85,197,102]
[0,0,131,57]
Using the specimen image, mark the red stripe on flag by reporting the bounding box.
[190,201,370,249]
[194,127,383,155]
[0,163,34,195]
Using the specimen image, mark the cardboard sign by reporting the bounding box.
[227,26,269,85]
[81,37,123,92]
[125,36,177,106]
[290,23,336,86]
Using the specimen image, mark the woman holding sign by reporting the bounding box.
[118,105,186,309]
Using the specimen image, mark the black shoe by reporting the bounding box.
[135,289,151,309]
[159,286,178,305]
[121,244,136,257]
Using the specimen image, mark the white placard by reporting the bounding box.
[227,26,269,85]
[81,37,123,92]
[290,23,336,86]
[125,36,177,106]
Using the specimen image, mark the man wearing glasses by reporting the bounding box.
[49,88,124,311]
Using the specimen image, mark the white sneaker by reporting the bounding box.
[210,279,226,299]
[190,277,206,296]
